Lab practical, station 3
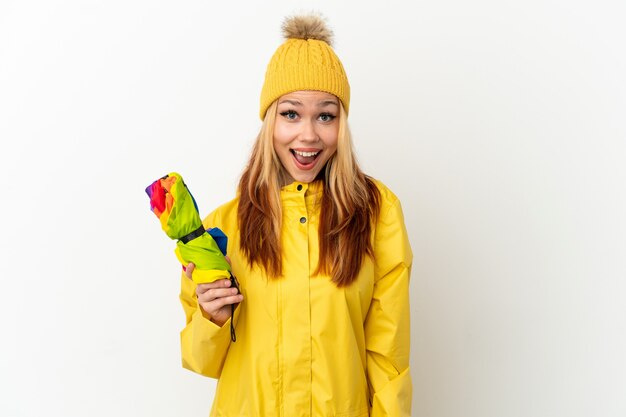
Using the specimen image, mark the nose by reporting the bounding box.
[300,119,319,142]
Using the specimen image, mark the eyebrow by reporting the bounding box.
[278,99,339,108]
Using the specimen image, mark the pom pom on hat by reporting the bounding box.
[259,13,350,120]
[281,14,334,45]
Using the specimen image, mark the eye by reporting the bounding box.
[318,113,336,122]
[279,110,298,120]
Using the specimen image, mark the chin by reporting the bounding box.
[290,170,322,184]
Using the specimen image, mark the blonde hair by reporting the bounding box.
[238,98,380,286]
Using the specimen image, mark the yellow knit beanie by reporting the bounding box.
[259,14,350,120]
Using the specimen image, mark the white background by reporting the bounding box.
[1,1,625,416]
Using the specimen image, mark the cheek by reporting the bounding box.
[273,137,289,156]
[322,128,339,150]
[272,132,291,159]
[272,121,293,146]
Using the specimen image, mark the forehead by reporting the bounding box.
[278,90,339,105]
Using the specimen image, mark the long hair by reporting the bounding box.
[237,100,381,286]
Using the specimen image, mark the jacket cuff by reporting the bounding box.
[180,301,240,378]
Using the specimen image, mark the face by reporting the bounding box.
[273,90,340,184]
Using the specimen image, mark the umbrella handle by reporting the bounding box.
[229,273,240,342]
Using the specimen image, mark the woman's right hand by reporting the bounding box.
[185,262,243,327]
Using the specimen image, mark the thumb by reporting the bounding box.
[184,262,195,279]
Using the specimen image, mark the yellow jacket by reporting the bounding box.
[179,180,412,417]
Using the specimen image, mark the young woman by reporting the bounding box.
[179,14,413,417]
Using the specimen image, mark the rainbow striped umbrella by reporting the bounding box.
[145,172,231,284]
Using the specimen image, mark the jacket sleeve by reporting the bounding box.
[365,196,413,416]
[178,209,235,379]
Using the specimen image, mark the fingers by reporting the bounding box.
[196,278,239,302]
[196,278,232,292]
[198,285,240,302]
[202,293,243,310]
[197,283,243,321]
[224,255,232,266]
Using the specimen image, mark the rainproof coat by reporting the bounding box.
[179,179,412,417]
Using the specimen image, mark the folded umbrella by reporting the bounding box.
[145,172,232,283]
[145,172,239,340]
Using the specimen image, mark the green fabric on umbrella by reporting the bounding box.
[145,172,231,283]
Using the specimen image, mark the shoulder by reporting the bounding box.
[368,177,401,216]
[368,177,413,273]
[368,177,409,244]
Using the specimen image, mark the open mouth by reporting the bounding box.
[290,149,321,168]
